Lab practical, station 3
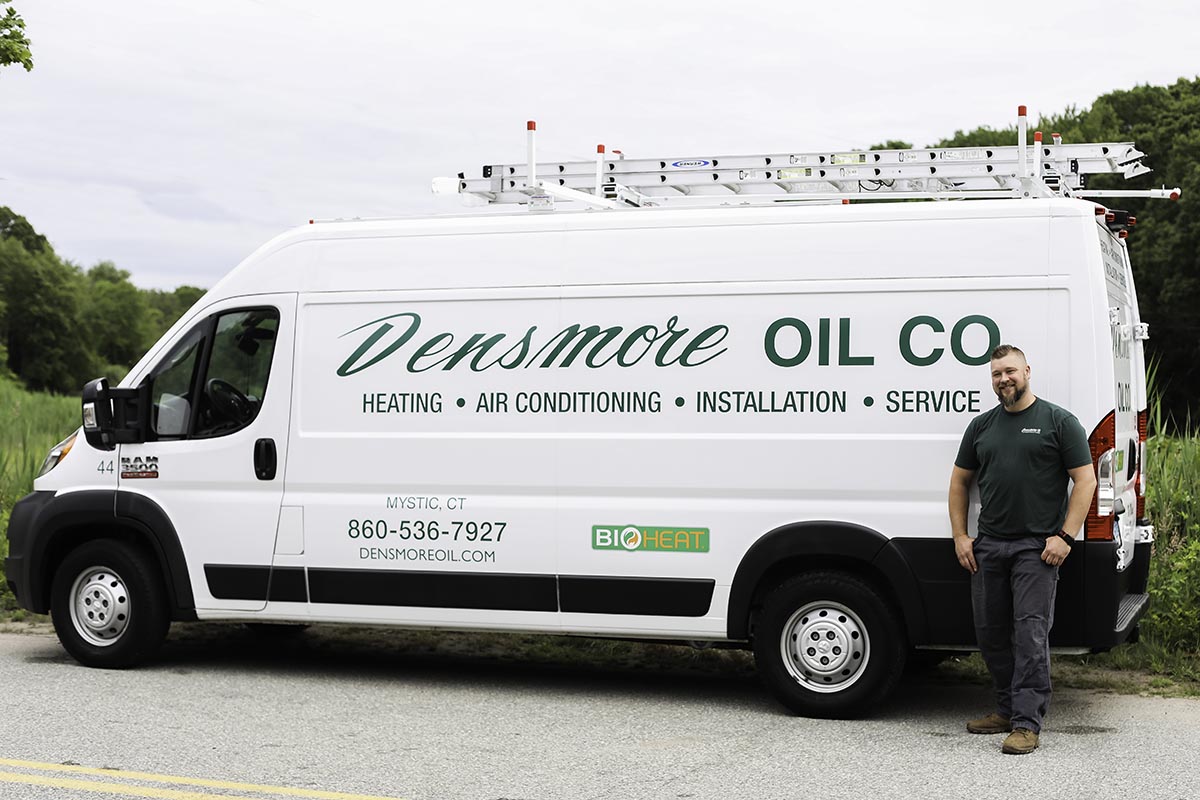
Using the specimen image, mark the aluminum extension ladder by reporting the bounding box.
[434,107,1181,211]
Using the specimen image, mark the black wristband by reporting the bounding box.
[1056,530,1074,546]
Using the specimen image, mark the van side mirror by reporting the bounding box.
[82,377,151,450]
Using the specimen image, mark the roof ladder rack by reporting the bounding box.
[434,107,1182,211]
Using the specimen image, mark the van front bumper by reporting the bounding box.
[3,491,57,613]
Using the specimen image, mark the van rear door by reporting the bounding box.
[1099,227,1138,570]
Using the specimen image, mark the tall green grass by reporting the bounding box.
[0,376,78,612]
[1139,428,1200,653]
[1070,366,1200,682]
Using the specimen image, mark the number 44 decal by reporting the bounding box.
[97,460,114,474]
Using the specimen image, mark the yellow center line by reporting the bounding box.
[0,770,258,800]
[0,759,407,800]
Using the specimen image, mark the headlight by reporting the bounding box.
[37,432,77,478]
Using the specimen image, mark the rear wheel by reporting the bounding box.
[50,539,169,668]
[754,571,906,718]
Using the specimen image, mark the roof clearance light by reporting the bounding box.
[1095,206,1107,215]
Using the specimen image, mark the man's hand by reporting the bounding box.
[954,535,977,574]
[1042,535,1071,567]
[948,465,976,573]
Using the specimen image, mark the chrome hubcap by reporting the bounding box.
[781,601,869,693]
[69,567,131,647]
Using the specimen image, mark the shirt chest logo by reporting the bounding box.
[1020,427,1043,434]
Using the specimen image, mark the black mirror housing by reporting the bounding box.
[82,377,115,450]
[82,378,151,450]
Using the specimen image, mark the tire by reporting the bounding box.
[50,539,170,668]
[753,571,906,718]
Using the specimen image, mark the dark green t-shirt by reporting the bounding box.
[954,398,1091,538]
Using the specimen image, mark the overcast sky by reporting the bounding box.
[2,1,1197,289]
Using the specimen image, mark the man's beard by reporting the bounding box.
[997,383,1026,408]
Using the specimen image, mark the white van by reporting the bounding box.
[4,195,1154,717]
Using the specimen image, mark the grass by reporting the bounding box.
[0,375,78,613]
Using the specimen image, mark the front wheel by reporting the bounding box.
[753,571,906,718]
[50,539,170,668]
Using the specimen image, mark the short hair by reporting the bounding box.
[990,344,1026,362]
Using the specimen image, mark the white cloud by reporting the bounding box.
[1,0,1197,288]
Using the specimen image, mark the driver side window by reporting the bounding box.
[145,307,281,440]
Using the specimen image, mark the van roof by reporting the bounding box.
[206,197,1100,300]
[303,196,1097,237]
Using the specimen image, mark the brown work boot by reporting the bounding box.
[1002,728,1040,754]
[966,712,1013,734]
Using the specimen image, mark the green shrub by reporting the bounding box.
[1143,432,1200,651]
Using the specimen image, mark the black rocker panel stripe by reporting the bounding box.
[205,565,307,602]
[267,567,309,603]
[307,568,558,612]
[559,575,714,617]
[204,565,713,616]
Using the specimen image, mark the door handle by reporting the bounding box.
[254,438,277,481]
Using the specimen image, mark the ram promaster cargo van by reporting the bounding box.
[5,116,1174,717]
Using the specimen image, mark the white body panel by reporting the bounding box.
[36,199,1140,641]
[116,294,298,611]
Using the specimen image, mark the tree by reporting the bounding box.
[80,261,154,369]
[144,285,205,349]
[0,0,32,74]
[0,238,95,392]
[934,78,1200,427]
[0,206,49,254]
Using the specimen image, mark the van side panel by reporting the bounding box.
[275,214,1084,644]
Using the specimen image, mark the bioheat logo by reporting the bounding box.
[592,525,710,553]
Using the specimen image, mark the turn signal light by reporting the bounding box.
[1085,410,1116,541]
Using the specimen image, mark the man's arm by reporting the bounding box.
[1063,463,1098,535]
[1042,463,1098,566]
[949,465,977,574]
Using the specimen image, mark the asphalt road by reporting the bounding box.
[0,626,1197,800]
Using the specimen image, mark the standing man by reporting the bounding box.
[948,344,1096,755]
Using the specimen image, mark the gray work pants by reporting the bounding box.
[971,534,1059,733]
